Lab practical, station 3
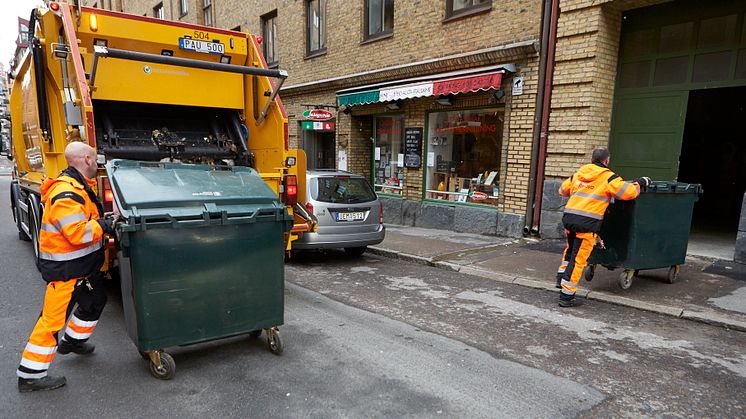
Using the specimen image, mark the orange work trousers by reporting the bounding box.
[557,230,595,297]
[17,277,106,379]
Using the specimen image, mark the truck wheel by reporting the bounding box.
[10,184,30,241]
[28,199,41,271]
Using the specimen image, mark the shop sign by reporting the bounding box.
[404,127,422,168]
[301,121,335,131]
[380,83,433,102]
[470,191,488,201]
[302,109,334,121]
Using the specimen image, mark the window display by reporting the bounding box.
[373,116,404,196]
[425,108,503,206]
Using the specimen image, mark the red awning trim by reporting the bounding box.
[432,71,503,96]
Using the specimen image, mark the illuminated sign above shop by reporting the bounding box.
[302,109,334,121]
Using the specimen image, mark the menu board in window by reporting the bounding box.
[404,127,422,168]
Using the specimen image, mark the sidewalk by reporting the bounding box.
[370,225,746,332]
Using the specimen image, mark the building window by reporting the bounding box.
[203,0,213,26]
[364,0,394,41]
[179,0,188,17]
[373,116,404,196]
[262,11,278,66]
[306,0,326,56]
[425,108,503,205]
[445,0,491,20]
[153,2,164,19]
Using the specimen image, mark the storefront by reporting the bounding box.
[335,64,530,237]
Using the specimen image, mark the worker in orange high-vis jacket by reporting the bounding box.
[17,142,116,392]
[555,147,650,307]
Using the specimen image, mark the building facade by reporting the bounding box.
[79,0,746,261]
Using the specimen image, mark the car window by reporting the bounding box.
[312,176,377,204]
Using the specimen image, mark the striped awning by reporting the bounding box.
[337,66,508,107]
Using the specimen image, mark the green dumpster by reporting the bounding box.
[584,181,702,290]
[107,160,293,379]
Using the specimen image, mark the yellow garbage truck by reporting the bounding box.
[6,1,314,269]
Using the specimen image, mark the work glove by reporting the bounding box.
[96,217,116,236]
[633,176,651,189]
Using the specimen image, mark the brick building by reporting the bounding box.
[80,0,746,261]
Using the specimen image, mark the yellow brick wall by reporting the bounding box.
[547,0,669,179]
[84,0,203,23]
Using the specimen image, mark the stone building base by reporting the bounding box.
[381,198,524,238]
[736,193,746,264]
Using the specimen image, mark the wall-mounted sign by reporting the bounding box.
[404,127,422,168]
[302,109,334,121]
[512,76,524,96]
[301,121,335,131]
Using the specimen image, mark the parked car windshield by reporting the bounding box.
[312,176,377,204]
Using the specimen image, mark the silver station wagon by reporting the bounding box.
[294,170,385,256]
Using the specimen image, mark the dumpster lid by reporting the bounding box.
[106,160,282,218]
[646,181,703,194]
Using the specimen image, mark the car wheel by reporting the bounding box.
[344,246,367,257]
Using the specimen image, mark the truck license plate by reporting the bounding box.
[336,212,365,221]
[178,38,225,55]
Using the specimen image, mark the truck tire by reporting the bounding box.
[10,183,30,241]
[27,197,42,271]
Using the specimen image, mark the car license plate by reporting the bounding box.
[178,38,225,55]
[336,212,365,221]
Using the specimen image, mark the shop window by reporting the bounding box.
[203,0,213,26]
[262,10,278,66]
[373,116,404,196]
[425,108,503,206]
[307,0,326,56]
[445,0,491,20]
[364,0,394,41]
[692,51,732,83]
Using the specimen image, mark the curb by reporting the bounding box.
[368,246,746,333]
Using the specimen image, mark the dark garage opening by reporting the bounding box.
[679,86,746,258]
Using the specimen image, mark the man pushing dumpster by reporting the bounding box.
[555,147,650,307]
[16,142,117,392]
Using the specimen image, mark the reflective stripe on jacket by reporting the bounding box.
[558,162,640,233]
[38,169,105,282]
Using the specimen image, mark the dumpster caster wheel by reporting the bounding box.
[618,270,634,290]
[583,265,596,282]
[249,330,262,339]
[148,351,175,380]
[266,327,284,355]
[667,265,680,284]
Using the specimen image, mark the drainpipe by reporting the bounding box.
[526,0,559,236]
[524,0,553,235]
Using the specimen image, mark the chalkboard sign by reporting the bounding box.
[404,127,423,168]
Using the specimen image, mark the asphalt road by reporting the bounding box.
[287,251,746,417]
[0,176,602,418]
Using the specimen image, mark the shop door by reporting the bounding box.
[609,91,689,180]
[303,131,336,170]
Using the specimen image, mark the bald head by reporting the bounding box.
[65,142,98,179]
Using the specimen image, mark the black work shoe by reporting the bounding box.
[58,340,95,355]
[555,278,562,289]
[558,297,585,308]
[18,375,66,392]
